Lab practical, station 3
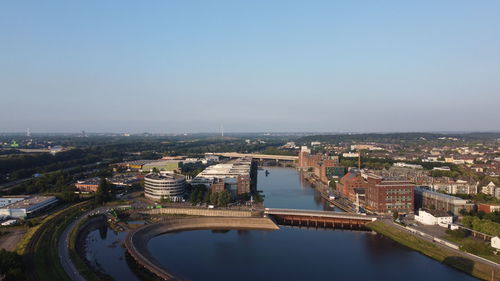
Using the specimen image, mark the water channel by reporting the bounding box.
[85,167,478,281]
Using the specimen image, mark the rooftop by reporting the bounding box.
[1,196,57,209]
[145,173,185,181]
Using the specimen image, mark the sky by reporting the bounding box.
[1,1,499,133]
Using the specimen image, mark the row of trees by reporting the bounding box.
[461,216,500,236]
[0,249,25,280]
[187,184,232,207]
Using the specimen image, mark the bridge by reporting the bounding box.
[264,208,377,230]
[209,152,298,161]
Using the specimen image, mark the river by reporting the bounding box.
[85,167,478,281]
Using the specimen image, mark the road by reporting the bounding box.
[58,207,110,281]
[381,219,500,269]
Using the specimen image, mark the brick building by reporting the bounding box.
[365,174,414,214]
[75,177,100,192]
[298,146,339,183]
[338,172,366,199]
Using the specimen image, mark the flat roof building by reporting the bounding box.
[75,177,100,192]
[414,186,469,216]
[144,172,186,202]
[191,158,256,195]
[0,196,58,218]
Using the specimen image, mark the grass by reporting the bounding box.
[22,201,91,281]
[442,234,500,264]
[16,204,70,255]
[33,207,82,281]
[368,221,500,281]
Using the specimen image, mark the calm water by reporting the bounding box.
[259,167,337,211]
[148,167,477,281]
[149,228,477,281]
[85,225,140,281]
[85,167,477,281]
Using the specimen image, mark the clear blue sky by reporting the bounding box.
[1,1,499,133]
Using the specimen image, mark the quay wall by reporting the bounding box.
[125,217,279,280]
[140,207,254,217]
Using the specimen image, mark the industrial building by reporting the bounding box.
[144,172,186,202]
[191,158,256,196]
[364,174,414,214]
[298,146,340,184]
[414,186,470,216]
[0,196,58,218]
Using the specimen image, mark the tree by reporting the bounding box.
[58,190,79,203]
[0,249,25,281]
[209,192,219,205]
[217,190,231,207]
[460,240,492,255]
[95,177,111,205]
[329,181,336,190]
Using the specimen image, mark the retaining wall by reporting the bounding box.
[125,217,279,280]
[141,207,254,217]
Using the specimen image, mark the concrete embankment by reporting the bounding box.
[140,207,255,217]
[125,217,279,280]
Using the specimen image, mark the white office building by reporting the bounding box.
[415,209,453,227]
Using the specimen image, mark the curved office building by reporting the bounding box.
[144,173,186,202]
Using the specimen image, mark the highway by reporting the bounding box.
[209,152,298,161]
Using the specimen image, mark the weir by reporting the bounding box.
[264,208,377,230]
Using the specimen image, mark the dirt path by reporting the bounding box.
[0,227,26,251]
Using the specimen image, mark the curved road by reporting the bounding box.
[58,207,110,281]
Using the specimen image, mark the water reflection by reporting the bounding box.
[148,228,478,281]
[84,222,140,281]
[259,167,337,211]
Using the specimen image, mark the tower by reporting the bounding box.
[26,128,31,137]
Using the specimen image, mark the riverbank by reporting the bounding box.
[71,214,114,281]
[368,220,499,281]
[125,217,280,280]
[300,171,354,212]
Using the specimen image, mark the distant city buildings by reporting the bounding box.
[393,162,423,169]
[298,146,340,183]
[481,181,500,199]
[477,203,500,214]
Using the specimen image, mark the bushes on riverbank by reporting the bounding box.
[461,216,500,236]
